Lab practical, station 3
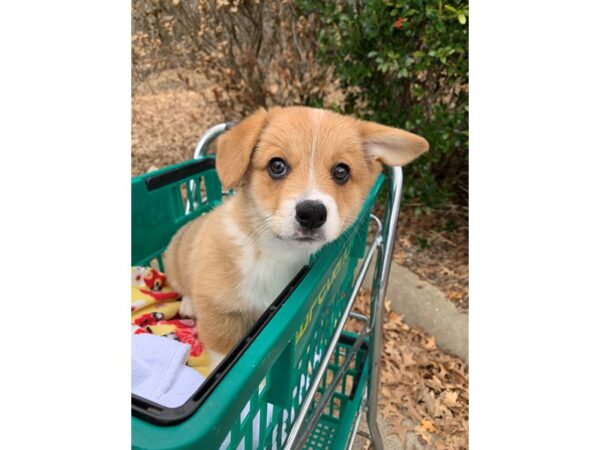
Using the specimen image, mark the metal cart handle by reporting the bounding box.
[191,123,403,450]
[193,122,235,159]
[184,123,234,214]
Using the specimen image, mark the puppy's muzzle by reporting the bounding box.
[295,200,327,230]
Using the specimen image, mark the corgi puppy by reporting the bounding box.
[164,106,428,368]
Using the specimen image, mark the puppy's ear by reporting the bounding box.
[358,120,429,166]
[216,108,269,190]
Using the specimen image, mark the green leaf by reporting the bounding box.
[458,14,466,24]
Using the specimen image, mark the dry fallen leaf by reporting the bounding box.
[418,419,439,433]
[442,390,460,408]
[424,336,437,350]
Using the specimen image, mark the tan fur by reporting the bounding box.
[215,108,270,190]
[164,106,428,359]
[164,197,253,354]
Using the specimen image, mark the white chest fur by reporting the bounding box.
[222,207,314,315]
[237,250,306,314]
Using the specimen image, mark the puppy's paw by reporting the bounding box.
[206,349,226,373]
[179,295,197,319]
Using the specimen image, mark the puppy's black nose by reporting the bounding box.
[296,200,327,230]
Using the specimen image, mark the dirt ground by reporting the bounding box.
[132,71,468,448]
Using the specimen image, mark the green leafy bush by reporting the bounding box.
[297,0,468,207]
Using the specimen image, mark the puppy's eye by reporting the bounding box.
[267,158,288,179]
[332,163,351,185]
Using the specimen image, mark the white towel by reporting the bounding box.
[132,333,205,408]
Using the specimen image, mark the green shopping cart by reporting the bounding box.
[131,123,405,450]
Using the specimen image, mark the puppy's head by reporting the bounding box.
[216,107,428,250]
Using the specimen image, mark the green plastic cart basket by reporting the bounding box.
[131,123,405,450]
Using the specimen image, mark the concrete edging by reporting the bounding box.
[362,261,468,362]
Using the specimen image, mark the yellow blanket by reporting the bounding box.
[131,267,210,376]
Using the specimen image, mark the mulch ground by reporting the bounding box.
[132,70,225,177]
[132,70,468,448]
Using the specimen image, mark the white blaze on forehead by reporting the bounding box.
[273,108,343,243]
[308,109,325,188]
[304,110,342,242]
